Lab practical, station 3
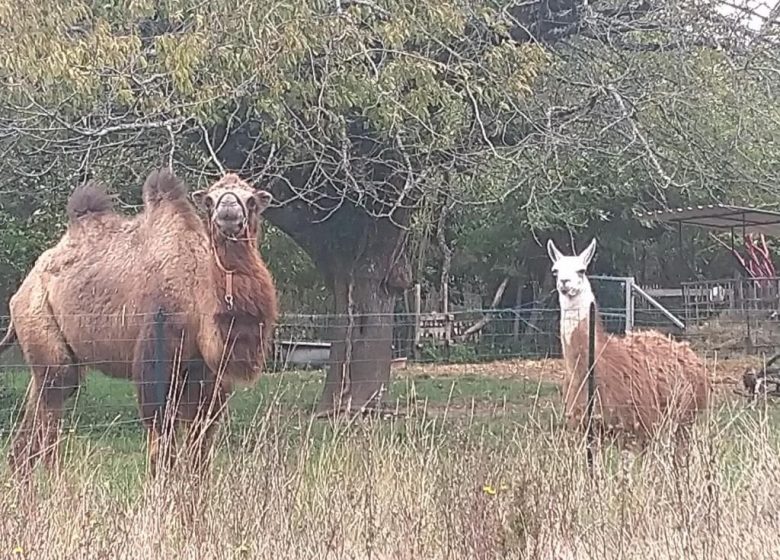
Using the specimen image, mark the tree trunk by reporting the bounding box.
[300,215,411,416]
[317,265,398,414]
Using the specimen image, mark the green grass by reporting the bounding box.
[0,367,555,429]
[1,363,779,497]
[0,367,557,490]
[4,363,780,558]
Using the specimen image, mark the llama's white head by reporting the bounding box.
[547,238,597,308]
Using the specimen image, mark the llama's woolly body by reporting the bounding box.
[562,312,710,441]
[547,238,710,446]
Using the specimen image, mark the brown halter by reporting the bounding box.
[211,239,236,310]
[209,193,253,311]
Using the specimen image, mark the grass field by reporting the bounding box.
[1,356,780,559]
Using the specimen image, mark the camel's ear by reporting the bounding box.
[579,238,597,268]
[190,190,207,209]
[546,239,564,264]
[253,190,273,214]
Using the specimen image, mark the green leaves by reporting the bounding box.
[0,0,777,304]
[0,0,547,147]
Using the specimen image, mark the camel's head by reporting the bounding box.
[547,238,597,305]
[191,173,272,240]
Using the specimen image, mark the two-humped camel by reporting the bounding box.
[547,238,710,451]
[0,169,278,477]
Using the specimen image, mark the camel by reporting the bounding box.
[547,238,710,452]
[0,168,278,478]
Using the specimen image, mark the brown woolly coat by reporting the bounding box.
[562,313,710,441]
[6,172,277,387]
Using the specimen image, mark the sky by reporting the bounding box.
[716,0,779,31]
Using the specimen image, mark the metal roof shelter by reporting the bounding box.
[640,204,780,236]
[640,204,780,282]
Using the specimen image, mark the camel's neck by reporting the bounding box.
[209,232,271,315]
[205,230,278,382]
[558,285,600,370]
[211,235,259,274]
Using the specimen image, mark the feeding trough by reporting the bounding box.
[274,340,409,371]
[275,340,331,368]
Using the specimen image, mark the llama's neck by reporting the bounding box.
[558,283,597,354]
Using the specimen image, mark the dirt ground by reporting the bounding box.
[401,354,761,396]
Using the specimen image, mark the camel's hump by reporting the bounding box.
[66,180,114,222]
[142,168,188,206]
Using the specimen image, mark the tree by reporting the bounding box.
[423,2,780,302]
[0,0,777,413]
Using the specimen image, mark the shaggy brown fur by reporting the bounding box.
[562,307,711,449]
[66,180,114,221]
[0,168,278,479]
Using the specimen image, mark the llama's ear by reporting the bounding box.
[546,239,564,264]
[579,238,597,267]
[252,190,273,214]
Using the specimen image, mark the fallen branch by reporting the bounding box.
[456,276,510,342]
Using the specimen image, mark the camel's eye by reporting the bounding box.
[577,269,586,276]
[246,196,257,211]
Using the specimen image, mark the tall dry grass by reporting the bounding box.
[0,396,779,560]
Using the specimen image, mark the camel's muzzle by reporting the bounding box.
[213,192,248,238]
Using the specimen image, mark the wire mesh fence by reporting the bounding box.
[0,301,777,436]
[1,306,778,372]
[0,305,775,555]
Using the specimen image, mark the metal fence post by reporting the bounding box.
[586,302,597,475]
[625,277,635,334]
[153,309,167,424]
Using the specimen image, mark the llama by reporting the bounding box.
[547,238,710,449]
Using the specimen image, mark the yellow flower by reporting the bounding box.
[482,485,496,496]
[12,546,24,555]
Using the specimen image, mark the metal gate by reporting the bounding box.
[590,275,685,334]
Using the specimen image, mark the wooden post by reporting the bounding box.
[402,289,411,357]
[412,283,422,360]
[442,279,450,336]
[442,281,452,361]
[586,302,597,474]
[624,277,635,334]
[512,277,522,342]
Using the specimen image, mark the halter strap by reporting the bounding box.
[208,195,256,311]
[211,238,235,310]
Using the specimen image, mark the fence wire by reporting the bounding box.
[0,303,776,438]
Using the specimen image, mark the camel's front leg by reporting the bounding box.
[133,311,187,478]
[178,362,228,477]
